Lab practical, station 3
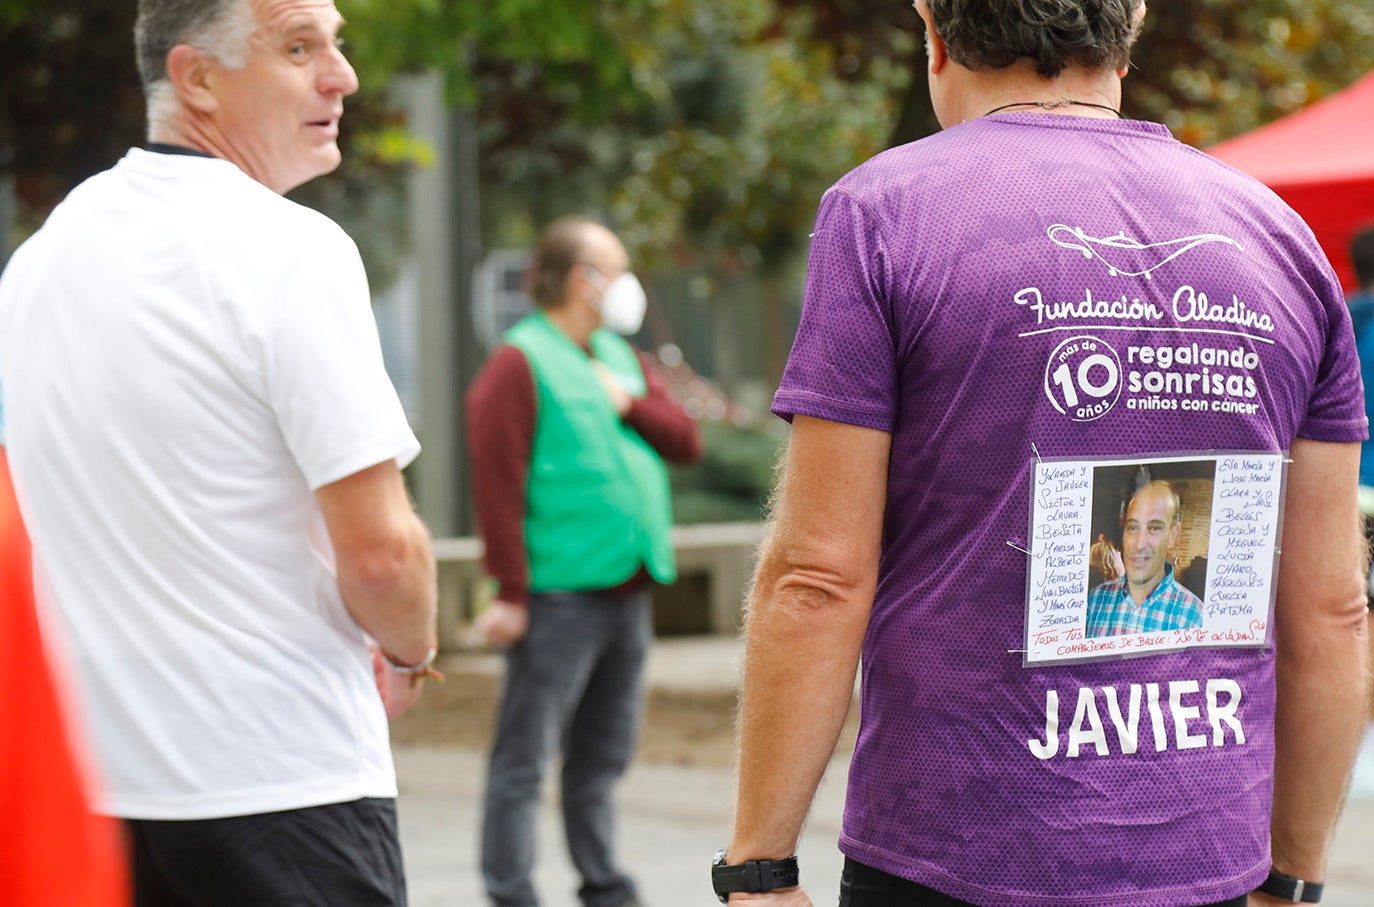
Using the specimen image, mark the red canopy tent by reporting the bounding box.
[1207,71,1374,292]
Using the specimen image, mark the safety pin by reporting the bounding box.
[1005,540,1041,559]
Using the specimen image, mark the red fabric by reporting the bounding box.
[1208,71,1374,291]
[0,452,128,906]
[466,345,537,606]
[465,344,703,605]
[623,356,706,464]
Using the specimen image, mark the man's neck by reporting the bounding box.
[950,61,1124,126]
[147,142,215,158]
[1128,568,1169,606]
[148,116,218,159]
[543,304,596,350]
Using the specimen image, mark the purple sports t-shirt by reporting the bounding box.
[774,114,1366,906]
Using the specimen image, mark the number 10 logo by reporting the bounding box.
[1044,335,1122,422]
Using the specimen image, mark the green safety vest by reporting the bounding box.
[505,313,677,591]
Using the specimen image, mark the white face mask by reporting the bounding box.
[587,270,647,335]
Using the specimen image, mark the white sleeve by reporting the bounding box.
[263,225,419,489]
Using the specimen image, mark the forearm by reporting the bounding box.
[338,515,438,664]
[727,415,889,867]
[1269,585,1367,879]
[1268,438,1369,882]
[729,563,870,860]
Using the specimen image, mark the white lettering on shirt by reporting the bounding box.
[1029,678,1246,760]
[1068,687,1109,757]
[1101,685,1141,755]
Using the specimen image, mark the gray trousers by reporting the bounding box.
[481,589,652,907]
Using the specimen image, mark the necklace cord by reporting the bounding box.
[983,97,1123,118]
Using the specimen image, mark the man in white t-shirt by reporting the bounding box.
[0,0,438,902]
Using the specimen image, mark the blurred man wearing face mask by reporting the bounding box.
[466,216,702,907]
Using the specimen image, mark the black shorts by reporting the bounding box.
[126,797,405,906]
[838,857,1249,907]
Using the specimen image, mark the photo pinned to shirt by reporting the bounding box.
[1022,452,1284,665]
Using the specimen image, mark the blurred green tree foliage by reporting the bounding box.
[766,0,1374,148]
[0,0,143,232]
[1126,0,1374,146]
[2,0,1371,249]
[669,420,784,524]
[1,0,1369,522]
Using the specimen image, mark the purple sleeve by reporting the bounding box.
[1298,257,1369,443]
[771,188,898,432]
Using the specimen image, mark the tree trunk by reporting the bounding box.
[889,42,940,148]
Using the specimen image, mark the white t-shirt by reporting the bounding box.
[0,148,420,819]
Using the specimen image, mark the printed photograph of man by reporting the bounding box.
[1085,478,1205,637]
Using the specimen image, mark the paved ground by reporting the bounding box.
[395,637,1374,907]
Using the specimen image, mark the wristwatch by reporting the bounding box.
[1256,869,1323,903]
[711,850,800,903]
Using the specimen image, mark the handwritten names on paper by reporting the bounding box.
[1024,454,1281,664]
[1027,463,1092,651]
[1205,456,1281,628]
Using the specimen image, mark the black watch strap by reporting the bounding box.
[1257,869,1323,903]
[711,851,800,903]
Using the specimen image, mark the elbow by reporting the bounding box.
[343,539,410,593]
[1276,571,1370,650]
[337,526,434,610]
[742,564,873,650]
[745,521,881,629]
[779,571,871,614]
[1335,585,1372,642]
[1322,570,1369,632]
[750,556,875,623]
[670,431,705,465]
[682,429,705,463]
[639,410,702,464]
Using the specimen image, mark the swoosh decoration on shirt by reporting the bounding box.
[1047,225,1244,279]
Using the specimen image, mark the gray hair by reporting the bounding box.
[136,0,257,126]
[926,0,1144,78]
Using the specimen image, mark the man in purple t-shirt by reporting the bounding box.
[716,2,1369,906]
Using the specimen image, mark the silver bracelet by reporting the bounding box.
[381,647,438,675]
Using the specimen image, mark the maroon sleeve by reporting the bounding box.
[624,352,704,464]
[464,345,535,607]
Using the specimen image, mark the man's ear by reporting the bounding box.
[166,44,218,114]
[915,3,949,76]
[927,28,949,75]
[1120,1,1147,77]
[564,263,592,306]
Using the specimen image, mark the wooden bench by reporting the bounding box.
[432,522,764,644]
